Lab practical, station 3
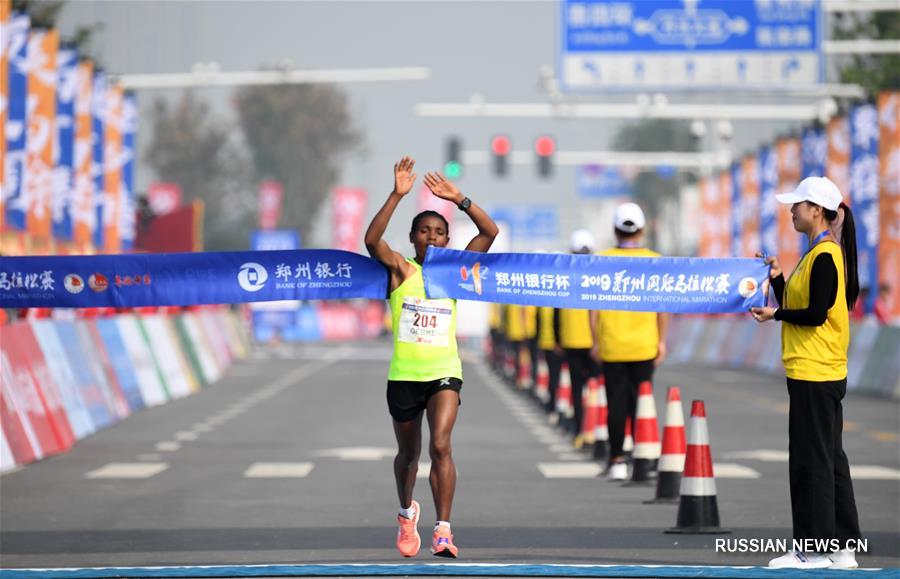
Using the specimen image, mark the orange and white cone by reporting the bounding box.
[593,377,609,462]
[580,377,599,448]
[556,363,574,430]
[516,347,533,390]
[534,353,550,404]
[666,400,730,534]
[646,387,686,504]
[623,381,661,486]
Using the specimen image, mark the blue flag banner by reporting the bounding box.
[422,247,769,314]
[0,250,388,308]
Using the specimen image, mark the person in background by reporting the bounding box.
[590,203,668,481]
[504,304,527,385]
[555,229,600,446]
[523,304,539,391]
[750,176,862,570]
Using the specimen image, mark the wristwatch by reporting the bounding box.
[458,197,472,211]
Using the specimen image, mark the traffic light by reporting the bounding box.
[535,135,555,178]
[444,136,462,180]
[491,135,511,177]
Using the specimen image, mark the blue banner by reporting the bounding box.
[120,93,138,251]
[758,146,778,257]
[850,104,880,310]
[422,247,768,314]
[53,47,78,241]
[91,72,106,248]
[0,250,388,308]
[4,13,29,231]
[800,126,827,255]
[730,162,742,257]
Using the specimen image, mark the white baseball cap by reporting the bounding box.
[775,176,843,211]
[614,202,646,233]
[570,229,596,252]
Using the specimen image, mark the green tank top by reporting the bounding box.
[388,258,462,381]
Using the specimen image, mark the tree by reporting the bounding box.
[13,0,105,65]
[233,82,362,243]
[832,10,900,94]
[144,91,253,250]
[612,119,698,246]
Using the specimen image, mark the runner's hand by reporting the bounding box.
[750,306,776,323]
[392,157,417,196]
[756,252,782,279]
[424,172,464,205]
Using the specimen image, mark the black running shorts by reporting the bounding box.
[387,377,462,423]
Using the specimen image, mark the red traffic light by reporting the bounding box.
[535,135,556,157]
[491,135,512,156]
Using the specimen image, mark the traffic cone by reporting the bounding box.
[556,363,574,431]
[645,387,686,504]
[534,354,550,404]
[593,377,609,462]
[666,400,730,534]
[579,377,599,449]
[623,416,634,459]
[623,381,661,486]
[516,347,533,390]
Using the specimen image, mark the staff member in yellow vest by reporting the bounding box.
[504,303,527,385]
[488,303,504,374]
[537,304,563,415]
[750,177,862,571]
[590,203,668,480]
[524,304,539,390]
[365,157,498,559]
[555,230,601,444]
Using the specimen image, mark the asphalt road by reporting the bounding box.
[1,340,898,571]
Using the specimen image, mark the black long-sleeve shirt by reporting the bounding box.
[771,253,838,327]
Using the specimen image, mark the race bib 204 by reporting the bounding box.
[398,297,453,347]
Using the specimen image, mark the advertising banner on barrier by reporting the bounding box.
[95,318,145,412]
[423,247,769,313]
[0,249,389,308]
[0,349,41,465]
[30,320,96,439]
[115,315,168,407]
[53,321,114,429]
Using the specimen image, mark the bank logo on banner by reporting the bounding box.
[238,262,268,292]
[458,262,488,295]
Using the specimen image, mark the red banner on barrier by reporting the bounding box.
[0,347,40,466]
[1,324,66,458]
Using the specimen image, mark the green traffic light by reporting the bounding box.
[444,161,462,180]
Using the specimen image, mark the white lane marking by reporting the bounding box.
[537,462,603,478]
[244,462,314,478]
[723,449,789,462]
[192,424,215,433]
[714,463,762,479]
[136,453,162,461]
[154,441,181,452]
[556,452,588,461]
[315,447,395,461]
[174,431,198,442]
[550,443,575,453]
[850,465,900,480]
[85,462,169,479]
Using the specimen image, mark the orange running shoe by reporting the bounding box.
[396,500,421,558]
[431,525,459,558]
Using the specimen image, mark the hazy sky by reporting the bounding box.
[55,1,806,250]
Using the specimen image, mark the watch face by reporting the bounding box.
[461,198,471,210]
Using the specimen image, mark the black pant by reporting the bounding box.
[564,348,601,436]
[543,349,563,413]
[603,360,655,460]
[787,377,861,548]
[526,338,538,385]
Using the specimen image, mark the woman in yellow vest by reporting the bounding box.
[750,177,862,571]
[365,157,498,559]
[537,305,562,413]
[590,203,668,481]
